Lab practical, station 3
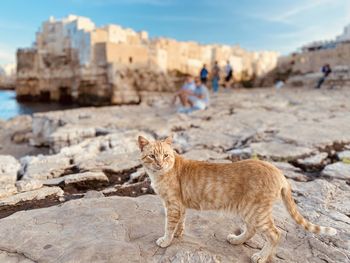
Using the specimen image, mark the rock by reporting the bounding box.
[64,172,109,185]
[337,150,350,162]
[0,185,17,199]
[20,154,71,181]
[183,149,228,161]
[16,179,43,192]
[273,162,308,182]
[250,141,313,161]
[49,126,97,153]
[0,251,35,263]
[0,155,20,186]
[0,187,63,206]
[296,152,329,171]
[102,180,153,197]
[0,190,348,263]
[43,172,109,188]
[227,147,252,161]
[84,190,105,199]
[127,167,146,184]
[321,162,350,180]
[11,129,32,144]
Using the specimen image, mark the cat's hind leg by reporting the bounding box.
[251,217,280,263]
[227,223,255,245]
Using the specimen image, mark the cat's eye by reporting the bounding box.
[149,154,155,159]
[164,154,169,158]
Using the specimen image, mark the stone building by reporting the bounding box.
[17,15,279,105]
[277,23,350,75]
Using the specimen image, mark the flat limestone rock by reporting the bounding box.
[297,152,328,167]
[0,187,64,206]
[322,162,350,180]
[64,171,109,185]
[183,149,228,161]
[0,186,348,263]
[272,162,308,182]
[250,141,312,161]
[16,179,43,192]
[20,154,71,181]
[0,251,35,263]
[0,185,17,199]
[0,155,20,186]
[43,172,109,186]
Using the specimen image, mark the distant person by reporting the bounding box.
[178,77,210,113]
[200,64,209,84]
[212,61,220,93]
[172,75,195,107]
[315,64,332,89]
[224,60,233,88]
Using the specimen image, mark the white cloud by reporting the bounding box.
[248,0,340,25]
[270,0,333,23]
[0,45,16,65]
[71,0,173,6]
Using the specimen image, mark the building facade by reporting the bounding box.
[17,15,279,105]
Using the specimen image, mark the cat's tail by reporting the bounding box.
[281,182,337,236]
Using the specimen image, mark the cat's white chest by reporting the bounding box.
[146,170,160,194]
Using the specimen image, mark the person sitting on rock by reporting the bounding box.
[172,75,196,107]
[178,77,210,113]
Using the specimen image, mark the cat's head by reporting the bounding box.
[138,135,175,174]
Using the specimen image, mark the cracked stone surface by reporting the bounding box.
[0,87,350,262]
[321,162,350,180]
[0,187,64,207]
[0,186,348,263]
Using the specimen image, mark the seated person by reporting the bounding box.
[172,75,195,106]
[178,77,210,113]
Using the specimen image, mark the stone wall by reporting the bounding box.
[277,42,350,75]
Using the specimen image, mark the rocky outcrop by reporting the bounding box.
[0,87,350,262]
[0,181,348,263]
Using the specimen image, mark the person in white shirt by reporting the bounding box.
[172,75,196,107]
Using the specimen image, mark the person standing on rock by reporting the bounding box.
[224,60,233,88]
[315,64,332,89]
[200,64,209,84]
[211,61,220,93]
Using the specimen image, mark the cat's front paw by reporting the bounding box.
[156,236,172,248]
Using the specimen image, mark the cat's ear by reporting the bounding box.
[138,136,150,151]
[163,135,173,145]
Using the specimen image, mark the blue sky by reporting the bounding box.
[0,0,349,65]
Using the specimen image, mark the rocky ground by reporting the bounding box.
[0,86,349,263]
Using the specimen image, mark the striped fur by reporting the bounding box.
[138,136,337,263]
[281,184,337,236]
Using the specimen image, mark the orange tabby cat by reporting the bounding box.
[138,135,337,263]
